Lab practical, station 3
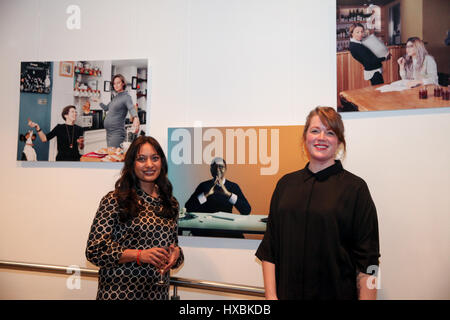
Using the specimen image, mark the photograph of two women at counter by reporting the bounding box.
[19,60,147,162]
[349,24,438,87]
[336,0,449,112]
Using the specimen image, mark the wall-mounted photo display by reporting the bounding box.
[168,125,309,239]
[17,58,150,162]
[336,0,449,112]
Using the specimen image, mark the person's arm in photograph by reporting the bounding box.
[125,97,140,134]
[350,43,384,70]
[28,120,48,142]
[77,127,85,150]
[397,57,407,79]
[185,182,211,212]
[98,99,109,111]
[421,55,439,85]
[131,116,140,134]
[349,43,365,66]
[90,96,109,111]
[226,183,251,215]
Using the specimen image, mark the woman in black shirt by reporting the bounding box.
[256,107,380,300]
[28,105,84,161]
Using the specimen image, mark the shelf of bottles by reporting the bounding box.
[73,62,103,98]
[74,66,102,77]
[337,7,374,52]
[73,87,101,98]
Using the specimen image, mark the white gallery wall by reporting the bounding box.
[0,0,449,300]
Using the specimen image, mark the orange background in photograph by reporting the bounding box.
[168,125,308,215]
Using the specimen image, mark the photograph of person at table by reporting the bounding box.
[28,105,84,161]
[92,74,140,148]
[256,107,380,300]
[185,157,251,215]
[397,36,438,88]
[349,23,391,85]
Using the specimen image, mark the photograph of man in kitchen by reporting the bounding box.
[17,59,149,162]
[336,0,449,112]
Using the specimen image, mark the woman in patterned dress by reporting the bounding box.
[86,136,184,300]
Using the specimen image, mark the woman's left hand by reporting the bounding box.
[161,244,180,274]
[407,80,422,88]
[132,117,140,134]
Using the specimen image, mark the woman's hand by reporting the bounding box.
[140,247,170,269]
[161,244,180,274]
[132,117,140,134]
[407,80,422,88]
[28,119,38,129]
[397,57,405,68]
[77,136,84,150]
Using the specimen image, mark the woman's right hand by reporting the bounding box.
[28,119,37,128]
[140,247,170,269]
[397,57,405,68]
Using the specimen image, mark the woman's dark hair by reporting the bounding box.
[114,136,179,222]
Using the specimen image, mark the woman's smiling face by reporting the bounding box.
[134,143,162,187]
[305,115,340,166]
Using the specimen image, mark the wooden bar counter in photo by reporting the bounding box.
[337,45,404,107]
[340,84,450,112]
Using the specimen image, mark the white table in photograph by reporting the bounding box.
[178,211,268,235]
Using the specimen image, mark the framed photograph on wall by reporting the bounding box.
[17,58,149,162]
[20,62,52,94]
[336,0,449,113]
[168,125,308,240]
[59,61,74,77]
[131,76,138,90]
[104,80,111,92]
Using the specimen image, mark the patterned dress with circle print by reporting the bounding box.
[86,189,184,300]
